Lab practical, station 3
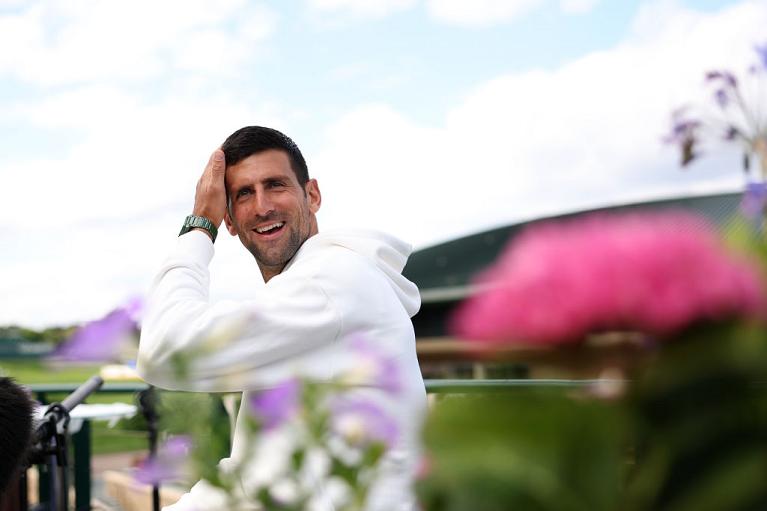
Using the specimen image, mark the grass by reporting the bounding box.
[91,423,149,454]
[0,359,104,384]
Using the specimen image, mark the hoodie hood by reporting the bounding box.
[294,229,421,317]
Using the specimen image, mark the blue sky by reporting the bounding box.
[0,0,764,327]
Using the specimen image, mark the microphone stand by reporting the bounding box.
[138,386,161,511]
[27,375,104,511]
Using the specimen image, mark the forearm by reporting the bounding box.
[137,231,342,392]
[137,230,216,389]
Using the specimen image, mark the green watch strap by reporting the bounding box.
[179,215,218,243]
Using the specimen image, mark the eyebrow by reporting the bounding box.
[234,184,254,194]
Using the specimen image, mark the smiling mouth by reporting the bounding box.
[254,222,285,236]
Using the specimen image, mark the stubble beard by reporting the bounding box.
[246,225,305,273]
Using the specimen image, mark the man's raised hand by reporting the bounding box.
[193,149,227,230]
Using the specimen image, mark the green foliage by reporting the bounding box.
[418,320,767,511]
[156,391,232,467]
[624,323,767,511]
[418,389,626,511]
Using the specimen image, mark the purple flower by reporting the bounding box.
[663,112,701,166]
[705,70,738,87]
[54,297,143,362]
[755,43,767,70]
[135,436,192,485]
[724,125,740,141]
[249,379,301,430]
[663,111,700,143]
[741,182,767,219]
[344,336,403,395]
[330,398,399,448]
[663,111,699,141]
[714,88,729,108]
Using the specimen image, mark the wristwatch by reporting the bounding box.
[179,215,218,243]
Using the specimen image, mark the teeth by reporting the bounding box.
[256,222,284,233]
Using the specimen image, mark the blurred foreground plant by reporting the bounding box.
[137,337,401,511]
[54,300,400,510]
[418,212,767,511]
[418,390,626,511]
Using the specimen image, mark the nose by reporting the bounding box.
[253,190,275,219]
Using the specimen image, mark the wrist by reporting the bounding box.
[179,215,218,243]
[192,207,223,227]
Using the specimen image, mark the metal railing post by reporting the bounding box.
[72,419,92,510]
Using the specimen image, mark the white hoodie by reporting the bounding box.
[137,229,427,510]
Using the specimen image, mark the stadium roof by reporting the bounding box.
[403,192,744,303]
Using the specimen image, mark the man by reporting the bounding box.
[0,377,33,499]
[138,126,426,510]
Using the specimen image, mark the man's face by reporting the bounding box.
[224,149,321,281]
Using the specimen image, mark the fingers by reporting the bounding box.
[192,148,228,227]
[205,148,225,179]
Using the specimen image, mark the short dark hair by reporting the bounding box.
[222,126,309,187]
[0,377,33,495]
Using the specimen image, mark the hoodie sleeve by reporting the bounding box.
[137,231,342,392]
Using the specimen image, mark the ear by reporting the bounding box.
[224,210,237,236]
[305,178,321,214]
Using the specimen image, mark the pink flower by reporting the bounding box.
[451,212,767,345]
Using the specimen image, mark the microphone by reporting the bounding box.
[33,375,104,445]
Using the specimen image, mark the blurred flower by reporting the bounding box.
[339,335,402,394]
[667,45,767,178]
[714,88,729,108]
[249,379,301,430]
[705,70,738,88]
[755,43,767,70]
[135,435,192,485]
[268,477,300,506]
[452,213,767,345]
[54,296,143,362]
[741,181,767,219]
[662,109,701,166]
[724,125,740,141]
[331,398,399,448]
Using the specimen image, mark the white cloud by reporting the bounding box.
[560,0,600,14]
[426,0,544,27]
[1,88,290,230]
[307,0,416,19]
[0,0,277,85]
[315,1,766,248]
